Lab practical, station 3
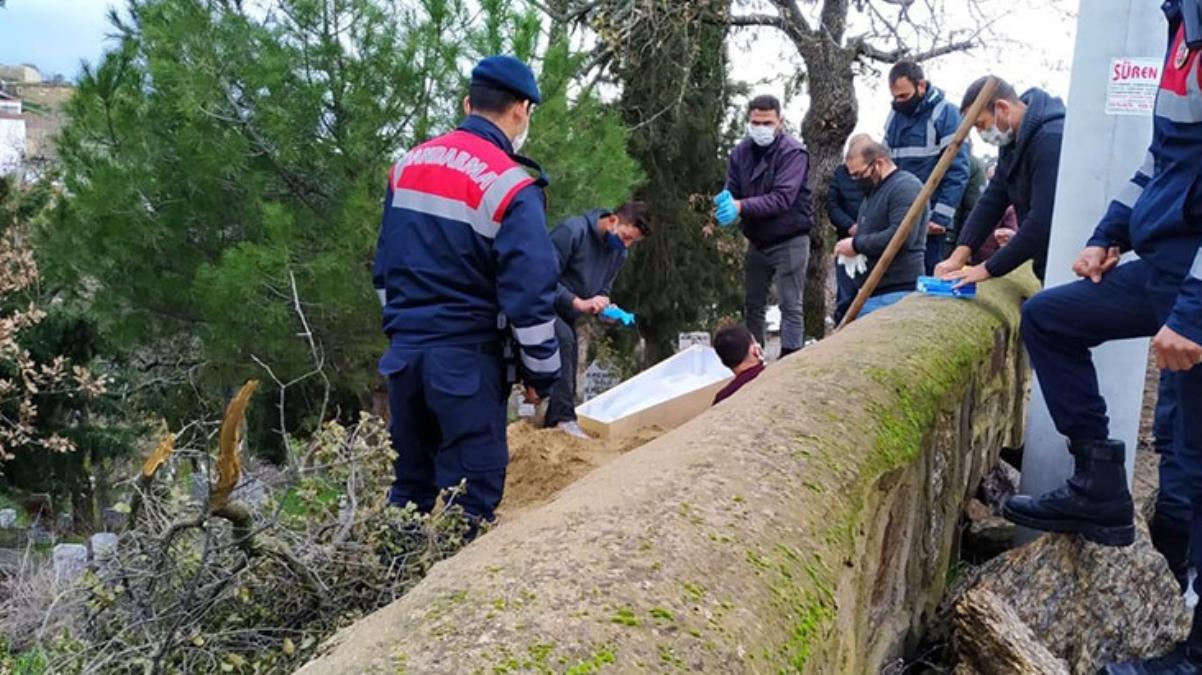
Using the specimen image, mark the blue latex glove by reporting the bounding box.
[600,305,636,326]
[715,201,738,226]
[713,189,733,207]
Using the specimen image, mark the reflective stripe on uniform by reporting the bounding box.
[1156,86,1202,123]
[1191,247,1202,281]
[889,99,952,159]
[391,188,502,239]
[933,203,957,218]
[1115,152,1156,207]
[480,167,534,223]
[521,348,560,374]
[513,319,556,346]
[376,288,387,306]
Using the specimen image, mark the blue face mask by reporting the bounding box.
[606,232,626,252]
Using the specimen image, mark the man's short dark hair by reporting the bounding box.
[747,94,782,117]
[714,325,754,370]
[960,76,1019,114]
[613,201,651,235]
[888,61,925,87]
[468,83,526,115]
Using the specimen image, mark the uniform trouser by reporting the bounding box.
[380,345,508,523]
[924,233,946,276]
[745,234,809,351]
[1021,259,1202,591]
[833,266,858,326]
[1155,372,1189,527]
[545,316,577,427]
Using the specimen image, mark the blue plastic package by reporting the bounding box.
[600,305,637,326]
[916,275,977,299]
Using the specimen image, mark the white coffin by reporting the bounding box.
[576,345,732,439]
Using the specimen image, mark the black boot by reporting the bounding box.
[1151,511,1191,592]
[1002,438,1135,547]
[1098,605,1202,673]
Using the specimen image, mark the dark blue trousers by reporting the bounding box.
[1154,372,1190,526]
[379,345,508,523]
[1021,259,1202,588]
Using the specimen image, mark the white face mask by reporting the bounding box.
[747,124,777,147]
[979,110,1015,147]
[512,122,529,152]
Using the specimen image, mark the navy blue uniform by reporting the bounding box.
[884,85,971,273]
[373,115,560,523]
[1022,0,1202,588]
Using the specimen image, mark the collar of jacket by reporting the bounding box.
[905,85,945,117]
[583,208,612,244]
[1005,88,1066,168]
[1167,0,1202,48]
[459,114,514,153]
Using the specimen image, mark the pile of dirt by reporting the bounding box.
[500,421,663,517]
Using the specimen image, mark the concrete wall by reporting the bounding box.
[300,270,1039,674]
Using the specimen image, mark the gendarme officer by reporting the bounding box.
[372,56,560,533]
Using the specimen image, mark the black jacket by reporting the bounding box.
[825,164,865,238]
[956,88,1065,281]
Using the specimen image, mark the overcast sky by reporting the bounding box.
[1,0,1079,142]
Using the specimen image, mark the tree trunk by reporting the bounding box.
[797,43,859,338]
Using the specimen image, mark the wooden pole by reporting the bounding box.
[835,76,998,331]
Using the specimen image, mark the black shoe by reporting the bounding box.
[1002,438,1135,547]
[1151,512,1191,592]
[1098,643,1202,674]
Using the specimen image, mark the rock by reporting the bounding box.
[978,462,1021,513]
[965,498,992,522]
[953,529,1188,673]
[0,508,16,529]
[962,516,1017,564]
[52,543,88,583]
[954,587,1070,674]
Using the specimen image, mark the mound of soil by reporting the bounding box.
[500,421,662,517]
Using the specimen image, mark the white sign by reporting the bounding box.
[1105,58,1161,115]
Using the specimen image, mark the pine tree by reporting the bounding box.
[610,0,742,361]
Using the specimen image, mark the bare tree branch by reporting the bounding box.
[855,37,977,63]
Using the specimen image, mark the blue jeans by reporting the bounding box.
[1021,259,1202,590]
[861,290,911,317]
[925,233,946,276]
[834,267,859,325]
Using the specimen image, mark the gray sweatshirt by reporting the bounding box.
[550,209,627,321]
[852,169,929,295]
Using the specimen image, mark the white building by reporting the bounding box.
[0,91,26,175]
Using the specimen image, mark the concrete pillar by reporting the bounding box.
[1019,0,1162,517]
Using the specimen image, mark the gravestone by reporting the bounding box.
[191,472,209,501]
[0,508,16,529]
[90,532,119,562]
[581,361,619,402]
[29,523,54,545]
[53,543,88,583]
[677,331,711,352]
[102,506,126,531]
[56,512,73,533]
